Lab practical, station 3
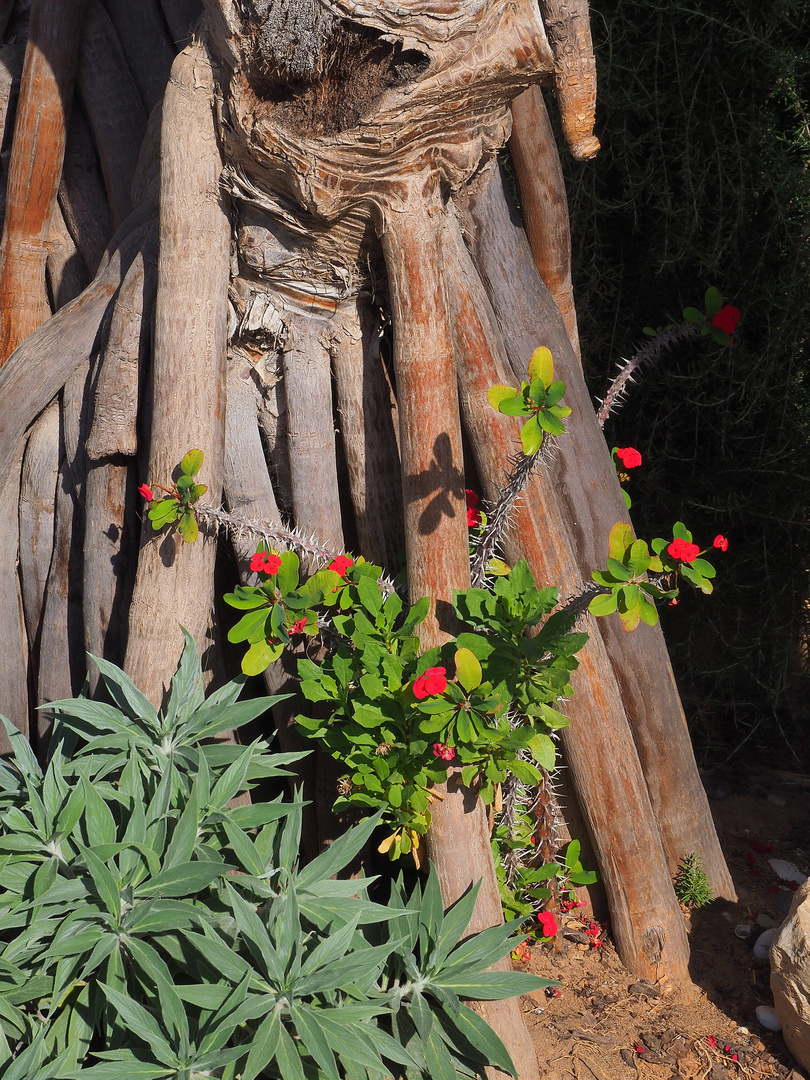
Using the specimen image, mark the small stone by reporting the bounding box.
[757,913,779,929]
[768,793,788,806]
[753,928,778,959]
[619,1048,636,1068]
[769,859,808,884]
[755,1005,782,1032]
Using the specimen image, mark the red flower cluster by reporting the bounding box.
[712,305,741,335]
[328,554,354,577]
[466,489,482,529]
[667,537,700,563]
[537,911,558,938]
[138,483,154,502]
[289,617,307,635]
[615,446,642,469]
[415,667,448,699]
[432,742,455,761]
[559,896,587,913]
[250,551,281,575]
[713,534,729,552]
[584,920,603,948]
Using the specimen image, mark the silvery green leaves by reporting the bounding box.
[0,644,549,1079]
[486,346,571,455]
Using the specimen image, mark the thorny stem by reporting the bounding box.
[595,321,698,428]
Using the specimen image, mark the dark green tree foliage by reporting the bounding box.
[561,0,810,758]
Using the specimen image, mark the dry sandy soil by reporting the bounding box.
[517,767,810,1080]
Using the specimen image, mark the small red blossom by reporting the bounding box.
[465,489,479,508]
[634,1045,647,1055]
[467,505,482,528]
[251,551,282,575]
[537,911,558,938]
[724,1045,731,1054]
[328,554,354,577]
[615,446,642,469]
[706,1036,717,1049]
[669,597,679,606]
[712,305,741,335]
[667,537,700,563]
[731,1054,738,1062]
[511,939,531,963]
[138,483,154,502]
[290,617,308,635]
[414,666,448,699]
[750,839,773,854]
[713,534,729,552]
[432,742,455,761]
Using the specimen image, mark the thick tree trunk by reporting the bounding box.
[123,41,230,704]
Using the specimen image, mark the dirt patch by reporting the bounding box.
[518,767,810,1080]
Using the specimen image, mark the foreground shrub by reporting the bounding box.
[0,632,551,1079]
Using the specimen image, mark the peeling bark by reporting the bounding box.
[538,0,600,161]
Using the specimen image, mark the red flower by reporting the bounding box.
[634,1045,647,1054]
[667,537,700,563]
[712,305,741,334]
[616,447,642,469]
[706,1036,717,1049]
[290,617,308,635]
[138,483,154,502]
[465,489,479,508]
[250,551,281,575]
[713,535,729,552]
[467,505,482,528]
[414,667,448,699]
[432,742,455,761]
[537,911,558,938]
[328,554,354,577]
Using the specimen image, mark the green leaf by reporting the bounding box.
[498,394,531,418]
[682,306,705,325]
[177,511,199,543]
[520,418,543,455]
[608,522,633,562]
[536,409,566,436]
[588,591,617,617]
[454,648,482,693]
[704,286,723,317]
[136,860,229,898]
[180,448,204,476]
[444,1003,517,1077]
[76,843,121,921]
[627,539,650,576]
[147,498,178,528]
[527,733,556,771]
[605,557,633,581]
[242,1010,282,1080]
[434,970,554,999]
[527,345,554,386]
[486,384,518,410]
[241,639,282,677]
[544,380,566,407]
[98,983,176,1066]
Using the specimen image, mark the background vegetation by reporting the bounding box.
[559,0,810,765]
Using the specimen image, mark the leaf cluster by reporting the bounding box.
[486,347,572,455]
[0,638,551,1079]
[147,449,207,543]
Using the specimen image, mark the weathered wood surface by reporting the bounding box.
[509,84,580,357]
[59,103,113,276]
[281,316,345,553]
[445,195,690,979]
[37,363,88,747]
[0,443,29,749]
[82,250,156,675]
[329,298,404,570]
[0,208,157,483]
[102,0,175,112]
[77,0,148,229]
[538,0,600,161]
[460,162,735,899]
[123,42,230,704]
[19,401,60,662]
[0,0,86,363]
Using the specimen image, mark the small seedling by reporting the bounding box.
[674,852,714,909]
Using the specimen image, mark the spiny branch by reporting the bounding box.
[595,321,698,428]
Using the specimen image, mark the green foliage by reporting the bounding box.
[0,639,554,1078]
[224,556,588,871]
[146,448,207,542]
[673,852,715,910]
[486,347,571,454]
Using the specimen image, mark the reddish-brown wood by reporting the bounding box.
[445,200,692,980]
[509,84,580,357]
[459,162,736,904]
[0,0,86,364]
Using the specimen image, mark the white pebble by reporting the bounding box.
[755,1005,782,1032]
[768,858,807,884]
[753,928,777,960]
